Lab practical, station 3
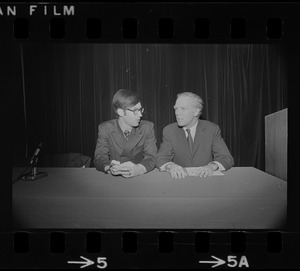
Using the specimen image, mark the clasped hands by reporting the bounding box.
[166,163,214,179]
[107,160,146,178]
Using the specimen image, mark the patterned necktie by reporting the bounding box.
[186,128,193,154]
[124,130,130,139]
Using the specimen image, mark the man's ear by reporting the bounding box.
[117,108,125,117]
[194,108,201,117]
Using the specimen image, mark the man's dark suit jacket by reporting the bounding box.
[94,119,157,173]
[156,120,234,170]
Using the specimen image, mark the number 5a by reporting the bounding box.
[97,257,108,269]
[227,256,249,268]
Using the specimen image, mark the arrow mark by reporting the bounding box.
[199,255,226,268]
[68,256,94,268]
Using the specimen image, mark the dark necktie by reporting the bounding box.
[124,130,130,139]
[186,128,193,154]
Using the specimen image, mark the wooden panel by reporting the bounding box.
[265,108,288,181]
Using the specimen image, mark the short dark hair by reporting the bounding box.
[112,89,141,114]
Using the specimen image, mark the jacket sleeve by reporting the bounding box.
[94,124,111,172]
[212,125,234,170]
[156,127,175,168]
[139,122,157,172]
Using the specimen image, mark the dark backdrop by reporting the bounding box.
[12,43,287,169]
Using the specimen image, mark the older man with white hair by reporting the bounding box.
[157,92,234,179]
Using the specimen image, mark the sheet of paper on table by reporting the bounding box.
[185,167,224,176]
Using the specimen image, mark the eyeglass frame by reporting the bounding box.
[125,107,145,115]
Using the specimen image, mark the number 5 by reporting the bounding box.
[227,256,238,268]
[97,257,108,269]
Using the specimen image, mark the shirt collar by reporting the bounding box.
[183,120,198,133]
[116,118,133,134]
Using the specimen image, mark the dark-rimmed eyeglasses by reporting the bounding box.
[126,107,145,115]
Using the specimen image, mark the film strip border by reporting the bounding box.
[1,230,297,268]
[2,2,299,269]
[0,3,299,42]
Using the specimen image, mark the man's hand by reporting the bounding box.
[112,161,146,178]
[193,165,214,177]
[103,160,120,174]
[166,163,188,179]
[110,160,132,176]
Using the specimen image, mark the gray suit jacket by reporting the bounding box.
[156,120,234,170]
[94,119,157,172]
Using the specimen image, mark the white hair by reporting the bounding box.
[177,92,204,112]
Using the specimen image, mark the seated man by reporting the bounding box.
[157,92,234,178]
[94,89,157,178]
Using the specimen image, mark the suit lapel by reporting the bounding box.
[122,127,143,155]
[192,120,206,157]
[112,119,127,150]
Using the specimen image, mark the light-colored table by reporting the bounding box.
[12,167,287,229]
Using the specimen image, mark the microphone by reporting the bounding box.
[30,142,44,165]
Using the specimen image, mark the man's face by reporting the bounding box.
[121,102,143,127]
[174,96,200,128]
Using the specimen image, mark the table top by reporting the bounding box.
[12,167,287,229]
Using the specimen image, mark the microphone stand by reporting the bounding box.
[21,157,48,181]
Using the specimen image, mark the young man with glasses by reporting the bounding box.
[94,89,157,178]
